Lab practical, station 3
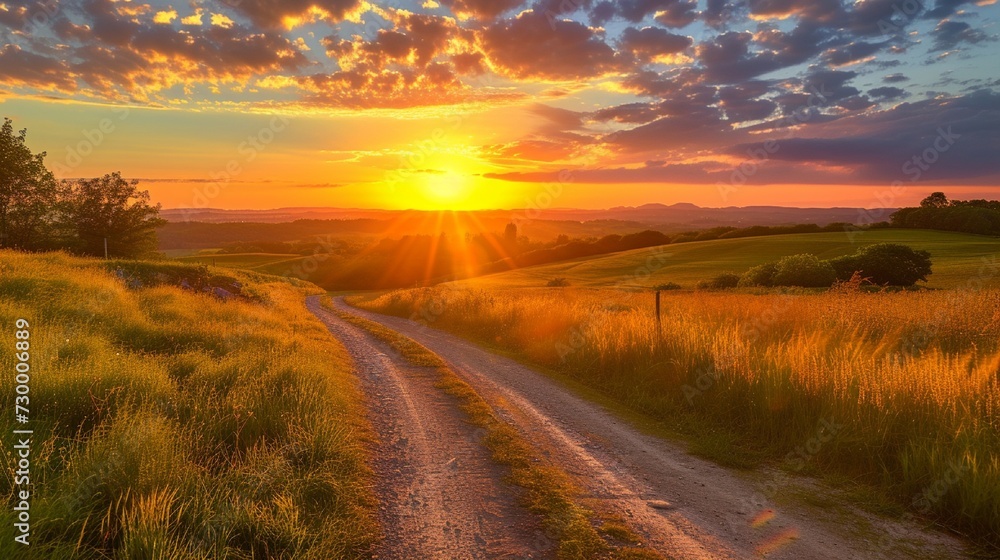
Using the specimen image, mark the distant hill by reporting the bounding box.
[162,203,891,228]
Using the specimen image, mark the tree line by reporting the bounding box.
[890,192,1000,236]
[0,118,164,258]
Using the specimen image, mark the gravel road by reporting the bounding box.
[318,296,970,560]
[306,297,550,559]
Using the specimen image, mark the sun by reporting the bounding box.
[423,171,470,207]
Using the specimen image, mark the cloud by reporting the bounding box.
[619,26,693,63]
[931,20,993,51]
[223,0,364,29]
[479,9,623,80]
[734,90,1000,182]
[0,45,75,91]
[867,86,909,101]
[440,0,524,20]
[821,41,886,66]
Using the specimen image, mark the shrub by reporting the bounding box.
[697,273,740,290]
[829,243,932,286]
[739,262,779,287]
[772,254,837,288]
[547,277,570,287]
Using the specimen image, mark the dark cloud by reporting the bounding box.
[480,10,622,80]
[931,20,992,51]
[619,26,692,62]
[697,24,831,83]
[925,0,980,20]
[883,73,910,83]
[735,90,1000,182]
[868,86,910,100]
[591,0,697,27]
[821,41,886,66]
[718,81,778,122]
[654,0,699,28]
[0,44,74,91]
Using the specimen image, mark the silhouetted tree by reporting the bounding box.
[920,192,949,208]
[0,118,60,250]
[63,172,166,258]
[504,222,517,244]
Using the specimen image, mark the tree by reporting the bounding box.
[63,173,166,258]
[504,222,518,244]
[920,192,949,208]
[0,118,60,250]
[829,243,931,286]
[739,262,779,287]
[771,254,836,287]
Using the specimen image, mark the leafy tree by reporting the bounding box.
[63,172,166,258]
[829,243,931,286]
[920,192,949,208]
[0,118,60,250]
[697,273,740,290]
[739,262,779,287]
[771,254,836,287]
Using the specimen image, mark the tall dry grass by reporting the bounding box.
[0,251,377,559]
[356,286,1000,543]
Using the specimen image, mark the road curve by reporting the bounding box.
[306,297,549,559]
[325,297,970,560]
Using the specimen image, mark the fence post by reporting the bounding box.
[655,289,662,341]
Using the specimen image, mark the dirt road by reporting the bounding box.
[312,296,970,559]
[306,297,549,559]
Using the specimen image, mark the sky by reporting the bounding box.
[1,0,999,211]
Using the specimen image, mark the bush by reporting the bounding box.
[739,262,779,287]
[547,277,570,287]
[829,243,932,286]
[772,254,837,288]
[697,273,740,290]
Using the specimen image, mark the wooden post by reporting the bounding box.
[655,290,662,341]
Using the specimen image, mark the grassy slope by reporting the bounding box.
[457,229,1000,290]
[0,251,377,559]
[175,253,304,270]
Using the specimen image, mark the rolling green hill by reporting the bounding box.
[456,229,1000,290]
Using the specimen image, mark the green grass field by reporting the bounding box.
[175,253,306,270]
[458,229,1000,290]
[0,251,377,558]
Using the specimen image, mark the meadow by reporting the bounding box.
[465,229,1000,290]
[352,284,1000,544]
[0,251,376,558]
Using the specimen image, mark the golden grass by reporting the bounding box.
[330,302,665,560]
[0,251,377,559]
[354,286,1000,545]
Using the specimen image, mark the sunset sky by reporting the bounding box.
[2,0,999,210]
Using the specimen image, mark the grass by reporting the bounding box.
[457,229,1000,290]
[327,301,664,560]
[0,250,377,559]
[351,285,1000,548]
[175,253,305,270]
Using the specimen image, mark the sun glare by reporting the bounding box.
[424,171,470,207]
